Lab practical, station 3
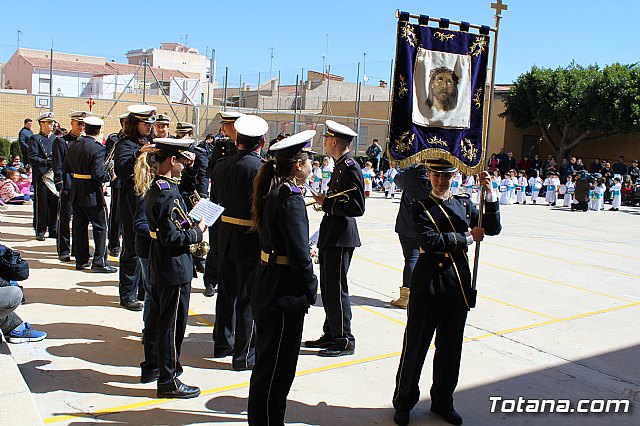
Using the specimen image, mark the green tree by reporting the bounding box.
[501,63,640,160]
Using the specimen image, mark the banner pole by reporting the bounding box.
[472,1,507,290]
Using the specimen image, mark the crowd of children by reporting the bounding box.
[0,155,33,210]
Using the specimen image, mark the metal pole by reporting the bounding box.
[49,45,53,110]
[354,62,360,119]
[106,62,144,116]
[142,59,147,104]
[255,71,261,113]
[146,66,179,120]
[293,74,299,133]
[355,82,362,155]
[239,74,242,111]
[275,70,280,133]
[223,67,228,111]
[472,4,505,290]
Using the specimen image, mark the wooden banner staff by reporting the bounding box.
[472,0,508,290]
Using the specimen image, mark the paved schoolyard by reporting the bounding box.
[1,191,639,425]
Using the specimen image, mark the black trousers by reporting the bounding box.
[118,189,140,304]
[214,224,257,369]
[318,246,355,342]
[156,281,190,389]
[393,293,468,413]
[57,189,73,256]
[108,187,121,251]
[399,235,420,289]
[248,309,305,426]
[72,205,108,268]
[34,178,58,235]
[203,220,220,289]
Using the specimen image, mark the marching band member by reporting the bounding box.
[154,113,171,138]
[52,111,87,261]
[106,113,128,257]
[204,111,243,298]
[210,115,268,370]
[62,117,116,273]
[499,173,511,205]
[392,159,501,426]
[114,104,157,311]
[247,131,318,425]
[515,170,527,204]
[597,178,606,210]
[143,138,205,398]
[528,170,543,204]
[306,120,365,357]
[609,177,622,211]
[28,112,58,241]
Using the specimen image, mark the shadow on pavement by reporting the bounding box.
[23,287,115,308]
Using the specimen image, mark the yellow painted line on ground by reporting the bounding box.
[490,242,640,279]
[353,255,557,319]
[188,309,214,328]
[358,306,407,326]
[43,301,640,424]
[482,262,634,303]
[517,235,640,262]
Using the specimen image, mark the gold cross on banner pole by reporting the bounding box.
[491,0,508,16]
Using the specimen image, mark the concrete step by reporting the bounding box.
[0,337,44,426]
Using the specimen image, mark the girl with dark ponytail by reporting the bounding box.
[247,131,318,425]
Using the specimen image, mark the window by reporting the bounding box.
[39,78,51,94]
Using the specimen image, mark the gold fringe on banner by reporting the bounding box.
[390,146,486,176]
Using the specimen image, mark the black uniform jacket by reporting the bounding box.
[210,150,263,220]
[252,182,318,313]
[28,132,57,178]
[145,177,203,286]
[410,193,501,309]
[63,135,110,207]
[114,136,145,194]
[206,137,238,180]
[105,133,122,189]
[317,152,365,249]
[52,133,78,191]
[394,165,431,238]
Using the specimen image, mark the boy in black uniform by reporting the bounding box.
[210,115,267,370]
[392,160,501,426]
[144,138,206,398]
[52,111,87,262]
[203,111,243,297]
[307,120,365,357]
[63,117,117,273]
[248,130,318,424]
[28,112,59,241]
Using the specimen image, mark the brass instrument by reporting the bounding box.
[171,199,210,257]
[305,187,359,212]
[104,139,117,178]
[188,190,201,209]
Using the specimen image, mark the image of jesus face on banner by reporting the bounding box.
[412,48,471,129]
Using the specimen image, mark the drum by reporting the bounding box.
[559,185,567,195]
[42,169,59,197]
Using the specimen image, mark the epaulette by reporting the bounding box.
[283,182,302,195]
[156,179,171,190]
[345,158,356,167]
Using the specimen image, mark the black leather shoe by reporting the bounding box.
[204,286,217,297]
[430,407,462,425]
[48,231,57,239]
[317,340,355,357]
[109,247,121,257]
[75,262,91,270]
[304,334,335,348]
[36,234,45,241]
[213,348,233,358]
[394,409,410,425]
[157,383,201,399]
[90,265,117,273]
[140,369,160,383]
[58,254,71,262]
[121,300,143,311]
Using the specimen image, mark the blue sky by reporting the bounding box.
[0,0,637,86]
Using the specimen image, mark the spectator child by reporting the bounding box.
[499,173,511,205]
[515,170,527,204]
[385,163,398,199]
[597,179,606,210]
[451,171,462,195]
[0,171,31,204]
[609,177,622,211]
[320,157,333,194]
[563,175,574,207]
[310,160,321,193]
[528,170,543,204]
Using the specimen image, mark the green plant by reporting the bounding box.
[0,138,11,159]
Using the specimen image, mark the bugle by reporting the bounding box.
[171,199,209,256]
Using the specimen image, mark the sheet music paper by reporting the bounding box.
[189,198,225,227]
[309,229,320,246]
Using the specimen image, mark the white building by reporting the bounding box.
[125,43,208,82]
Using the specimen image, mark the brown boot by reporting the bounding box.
[390,287,410,309]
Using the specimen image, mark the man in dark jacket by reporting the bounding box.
[18,118,33,162]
